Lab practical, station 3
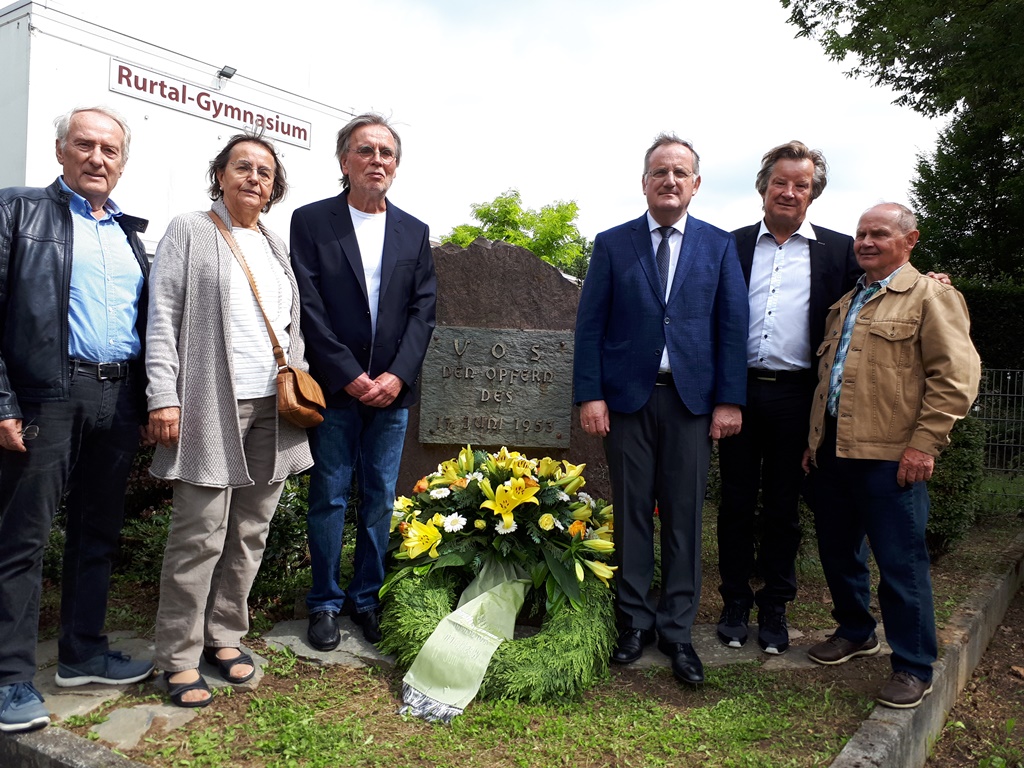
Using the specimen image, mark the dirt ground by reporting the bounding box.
[927,585,1024,767]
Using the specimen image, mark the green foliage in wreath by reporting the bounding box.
[379,567,616,703]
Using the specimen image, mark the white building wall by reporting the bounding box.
[1,1,353,253]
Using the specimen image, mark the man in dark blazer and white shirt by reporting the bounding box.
[715,141,859,655]
[291,113,436,650]
[574,133,748,685]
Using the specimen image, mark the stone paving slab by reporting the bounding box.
[264,618,391,667]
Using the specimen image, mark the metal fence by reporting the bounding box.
[974,369,1024,473]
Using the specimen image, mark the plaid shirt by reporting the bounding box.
[827,267,904,417]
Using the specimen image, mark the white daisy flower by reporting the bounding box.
[429,487,451,500]
[495,518,518,535]
[443,514,466,533]
[556,491,570,503]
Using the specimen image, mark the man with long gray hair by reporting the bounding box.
[291,113,436,651]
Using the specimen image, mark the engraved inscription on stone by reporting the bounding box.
[419,327,574,448]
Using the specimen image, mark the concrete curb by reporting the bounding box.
[0,724,149,768]
[831,530,1024,768]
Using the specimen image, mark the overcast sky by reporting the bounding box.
[102,0,943,239]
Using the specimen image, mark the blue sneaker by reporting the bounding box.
[55,650,155,687]
[0,682,50,732]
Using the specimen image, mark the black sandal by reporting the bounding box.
[202,646,256,684]
[164,670,213,708]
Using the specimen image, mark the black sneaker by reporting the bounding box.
[757,608,789,654]
[716,603,750,648]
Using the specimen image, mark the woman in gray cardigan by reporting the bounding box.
[146,134,313,707]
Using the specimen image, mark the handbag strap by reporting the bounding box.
[207,211,288,370]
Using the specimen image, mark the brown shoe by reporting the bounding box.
[807,633,880,665]
[876,671,933,709]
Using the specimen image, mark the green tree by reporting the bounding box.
[910,111,1024,281]
[782,0,1024,281]
[443,189,591,283]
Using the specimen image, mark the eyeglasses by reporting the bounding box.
[647,168,697,181]
[21,422,38,441]
[228,160,275,185]
[351,145,397,165]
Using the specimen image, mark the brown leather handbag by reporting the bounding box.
[208,212,325,428]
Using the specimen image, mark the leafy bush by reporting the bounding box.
[927,416,986,556]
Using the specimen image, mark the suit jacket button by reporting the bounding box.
[664,318,670,325]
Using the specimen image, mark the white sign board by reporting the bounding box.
[109,59,312,149]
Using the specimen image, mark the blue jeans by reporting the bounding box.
[810,418,937,682]
[305,404,408,614]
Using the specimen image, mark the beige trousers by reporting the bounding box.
[155,397,284,672]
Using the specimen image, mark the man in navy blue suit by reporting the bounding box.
[715,141,859,656]
[291,114,436,650]
[574,133,748,685]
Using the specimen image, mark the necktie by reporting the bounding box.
[656,226,674,297]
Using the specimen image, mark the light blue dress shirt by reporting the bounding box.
[59,177,144,362]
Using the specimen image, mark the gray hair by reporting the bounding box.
[869,202,918,233]
[754,140,828,201]
[335,113,402,190]
[643,132,700,177]
[54,106,132,167]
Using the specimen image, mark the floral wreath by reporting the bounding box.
[379,446,618,704]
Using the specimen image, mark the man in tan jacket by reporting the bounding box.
[802,203,980,709]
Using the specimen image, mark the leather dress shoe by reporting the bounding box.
[352,607,383,644]
[658,640,704,685]
[611,627,655,664]
[307,610,341,651]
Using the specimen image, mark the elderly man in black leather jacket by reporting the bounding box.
[0,106,154,734]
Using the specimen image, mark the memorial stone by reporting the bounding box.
[398,238,609,499]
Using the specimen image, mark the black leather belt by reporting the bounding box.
[747,368,812,383]
[655,371,674,387]
[70,359,132,381]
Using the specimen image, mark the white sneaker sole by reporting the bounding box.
[876,683,933,709]
[0,713,50,732]
[55,666,154,688]
[807,642,881,666]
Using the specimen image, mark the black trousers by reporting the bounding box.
[0,369,141,685]
[606,385,711,644]
[716,371,814,611]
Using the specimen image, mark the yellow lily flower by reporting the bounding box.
[583,558,618,587]
[575,561,585,582]
[592,524,614,542]
[581,538,614,553]
[478,477,495,501]
[401,519,442,559]
[430,459,462,487]
[479,476,540,528]
[510,456,536,478]
[536,457,561,479]
[538,513,555,531]
[563,475,586,495]
[457,445,475,473]
[571,505,593,522]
